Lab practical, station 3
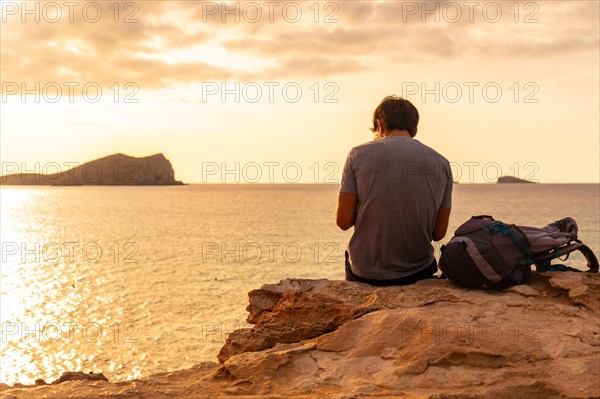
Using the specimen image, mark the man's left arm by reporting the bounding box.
[337,149,358,231]
[337,193,358,231]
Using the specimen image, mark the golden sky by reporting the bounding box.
[1,0,598,183]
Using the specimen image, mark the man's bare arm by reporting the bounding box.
[336,193,358,231]
[433,207,451,241]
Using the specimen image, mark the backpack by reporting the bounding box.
[438,215,599,289]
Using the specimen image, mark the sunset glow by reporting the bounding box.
[1,1,599,182]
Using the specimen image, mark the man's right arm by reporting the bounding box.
[433,207,451,241]
[433,160,453,241]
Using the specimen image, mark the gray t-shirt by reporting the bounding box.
[340,136,453,280]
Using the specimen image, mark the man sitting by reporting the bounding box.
[336,95,453,286]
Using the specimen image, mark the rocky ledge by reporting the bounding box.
[1,272,599,399]
[0,153,183,185]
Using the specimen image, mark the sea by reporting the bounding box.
[1,183,598,385]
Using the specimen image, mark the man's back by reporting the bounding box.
[340,135,453,280]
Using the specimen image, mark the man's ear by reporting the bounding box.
[378,119,386,134]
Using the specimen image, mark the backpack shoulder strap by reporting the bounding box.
[534,242,599,272]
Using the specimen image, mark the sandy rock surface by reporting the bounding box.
[2,272,599,399]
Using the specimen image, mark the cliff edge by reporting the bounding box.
[0,153,183,185]
[2,272,599,399]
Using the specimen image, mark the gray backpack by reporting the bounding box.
[439,215,599,289]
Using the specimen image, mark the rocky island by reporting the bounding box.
[0,153,183,186]
[497,176,537,184]
[1,272,598,399]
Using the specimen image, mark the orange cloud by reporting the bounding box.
[1,0,598,91]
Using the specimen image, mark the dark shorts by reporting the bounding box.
[345,251,438,286]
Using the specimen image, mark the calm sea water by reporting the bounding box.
[1,184,598,385]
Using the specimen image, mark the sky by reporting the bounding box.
[0,0,599,183]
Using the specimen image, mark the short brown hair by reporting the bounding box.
[370,96,420,137]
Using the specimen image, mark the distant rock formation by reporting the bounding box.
[497,175,537,184]
[0,153,183,185]
[2,272,598,398]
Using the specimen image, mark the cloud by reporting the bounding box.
[237,56,365,80]
[1,0,598,91]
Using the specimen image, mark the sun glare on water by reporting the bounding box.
[0,188,113,385]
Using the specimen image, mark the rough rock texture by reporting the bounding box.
[2,272,599,399]
[0,153,183,185]
[51,372,108,385]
